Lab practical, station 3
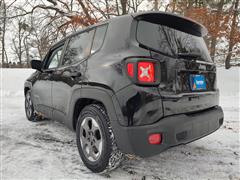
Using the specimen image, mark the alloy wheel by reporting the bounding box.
[25,92,32,118]
[80,117,103,162]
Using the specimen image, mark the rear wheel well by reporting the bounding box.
[73,98,106,130]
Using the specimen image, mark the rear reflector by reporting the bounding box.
[138,62,155,82]
[127,63,134,77]
[148,133,162,145]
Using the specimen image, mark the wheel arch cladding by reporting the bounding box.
[72,98,106,130]
[71,87,120,131]
[24,81,32,96]
[24,87,30,96]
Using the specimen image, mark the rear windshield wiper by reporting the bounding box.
[139,43,176,58]
[177,52,202,59]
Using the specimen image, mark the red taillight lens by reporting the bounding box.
[138,62,155,82]
[127,63,134,77]
[148,133,162,145]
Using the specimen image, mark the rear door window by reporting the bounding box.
[91,25,107,54]
[62,29,95,66]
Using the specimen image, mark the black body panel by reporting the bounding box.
[31,71,53,118]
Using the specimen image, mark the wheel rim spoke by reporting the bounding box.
[80,130,88,147]
[89,146,97,161]
[93,139,102,155]
[91,119,99,131]
[81,118,90,131]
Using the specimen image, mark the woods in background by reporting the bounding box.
[0,0,239,69]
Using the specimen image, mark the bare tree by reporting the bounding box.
[1,0,238,68]
[225,0,239,69]
[209,0,225,62]
[0,0,17,66]
[11,20,28,65]
[128,0,144,12]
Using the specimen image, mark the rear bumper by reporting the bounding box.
[114,106,224,157]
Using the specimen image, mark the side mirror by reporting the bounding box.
[31,60,42,71]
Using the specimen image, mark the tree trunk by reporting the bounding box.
[210,0,225,62]
[105,0,110,19]
[115,0,120,15]
[225,0,239,69]
[1,0,6,65]
[172,0,176,12]
[154,0,158,11]
[4,48,8,65]
[120,0,128,15]
[18,22,22,65]
[210,37,217,62]
[23,35,30,67]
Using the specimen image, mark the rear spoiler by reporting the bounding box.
[132,12,207,37]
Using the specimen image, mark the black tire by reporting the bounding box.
[76,104,124,173]
[25,90,35,121]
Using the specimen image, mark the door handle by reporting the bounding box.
[69,71,81,78]
[44,69,54,74]
[62,71,81,78]
[42,69,54,77]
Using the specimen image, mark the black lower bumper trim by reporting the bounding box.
[114,106,224,157]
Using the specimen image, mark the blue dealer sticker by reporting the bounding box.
[189,74,206,91]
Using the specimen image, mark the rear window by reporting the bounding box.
[61,24,107,66]
[62,29,95,66]
[137,20,212,62]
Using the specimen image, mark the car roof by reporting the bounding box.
[52,11,207,49]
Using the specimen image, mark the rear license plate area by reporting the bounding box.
[189,74,206,91]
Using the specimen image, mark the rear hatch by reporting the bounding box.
[134,12,219,116]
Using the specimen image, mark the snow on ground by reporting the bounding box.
[0,68,239,180]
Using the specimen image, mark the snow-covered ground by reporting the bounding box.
[1,68,239,180]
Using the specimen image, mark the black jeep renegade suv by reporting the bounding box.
[24,12,224,172]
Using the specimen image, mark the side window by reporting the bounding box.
[46,46,63,69]
[62,30,95,66]
[91,25,107,54]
